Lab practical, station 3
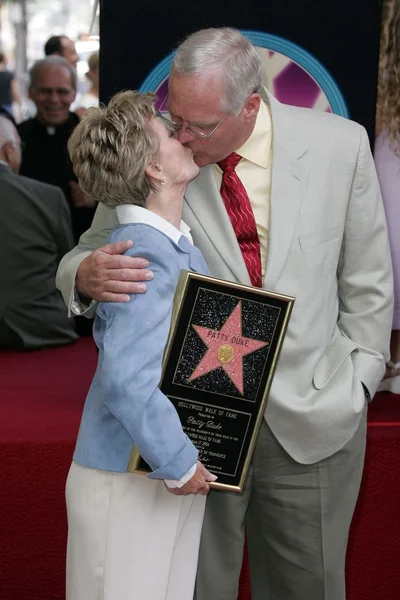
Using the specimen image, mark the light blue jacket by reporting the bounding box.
[73,221,210,480]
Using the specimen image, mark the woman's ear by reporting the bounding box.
[145,161,164,185]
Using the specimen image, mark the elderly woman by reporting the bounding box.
[65,91,216,600]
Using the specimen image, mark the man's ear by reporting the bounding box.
[2,140,13,164]
[0,142,6,162]
[243,93,261,123]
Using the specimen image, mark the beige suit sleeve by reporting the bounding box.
[56,203,118,318]
[337,125,394,396]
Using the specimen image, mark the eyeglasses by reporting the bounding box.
[157,112,229,141]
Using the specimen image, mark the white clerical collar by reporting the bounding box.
[116,204,193,245]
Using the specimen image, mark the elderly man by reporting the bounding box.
[56,28,393,600]
[17,56,96,244]
[44,35,79,69]
[0,115,77,349]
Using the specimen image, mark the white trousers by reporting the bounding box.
[66,462,206,600]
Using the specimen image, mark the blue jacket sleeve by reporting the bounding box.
[97,227,198,480]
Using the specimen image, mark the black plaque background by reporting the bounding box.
[137,275,293,489]
[173,288,279,402]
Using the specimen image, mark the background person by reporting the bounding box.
[17,56,96,244]
[44,35,79,70]
[0,114,77,350]
[44,34,83,115]
[65,90,216,600]
[0,51,22,121]
[57,28,393,600]
[76,50,99,117]
[375,0,400,394]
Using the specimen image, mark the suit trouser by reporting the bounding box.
[66,462,206,600]
[195,405,367,600]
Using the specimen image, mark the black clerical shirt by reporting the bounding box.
[18,113,95,242]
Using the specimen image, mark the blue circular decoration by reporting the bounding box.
[139,29,349,118]
[139,56,174,94]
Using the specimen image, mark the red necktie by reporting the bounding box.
[218,152,262,287]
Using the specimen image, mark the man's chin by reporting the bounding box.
[193,154,212,168]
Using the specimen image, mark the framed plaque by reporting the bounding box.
[128,272,294,493]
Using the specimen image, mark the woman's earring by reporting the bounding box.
[161,177,166,185]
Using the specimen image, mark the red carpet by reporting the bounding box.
[1,338,400,599]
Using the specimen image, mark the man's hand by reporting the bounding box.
[166,462,217,496]
[76,241,154,302]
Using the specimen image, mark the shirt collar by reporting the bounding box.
[115,204,193,245]
[235,100,272,168]
[0,160,11,170]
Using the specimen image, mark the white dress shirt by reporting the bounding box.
[213,100,273,278]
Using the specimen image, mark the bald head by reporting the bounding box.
[0,115,21,172]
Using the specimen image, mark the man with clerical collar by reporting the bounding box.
[18,56,96,243]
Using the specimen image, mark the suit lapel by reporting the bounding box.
[264,92,309,289]
[184,165,251,284]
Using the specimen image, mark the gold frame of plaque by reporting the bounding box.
[128,271,294,493]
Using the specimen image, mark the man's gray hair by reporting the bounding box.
[29,56,77,91]
[171,27,263,115]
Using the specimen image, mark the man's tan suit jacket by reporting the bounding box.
[57,91,393,464]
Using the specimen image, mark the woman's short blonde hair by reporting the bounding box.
[68,90,159,207]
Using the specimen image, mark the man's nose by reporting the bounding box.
[177,127,194,145]
[48,90,60,102]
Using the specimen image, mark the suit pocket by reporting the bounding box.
[313,334,359,389]
[299,224,341,250]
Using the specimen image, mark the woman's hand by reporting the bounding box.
[76,240,154,303]
[166,462,218,496]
